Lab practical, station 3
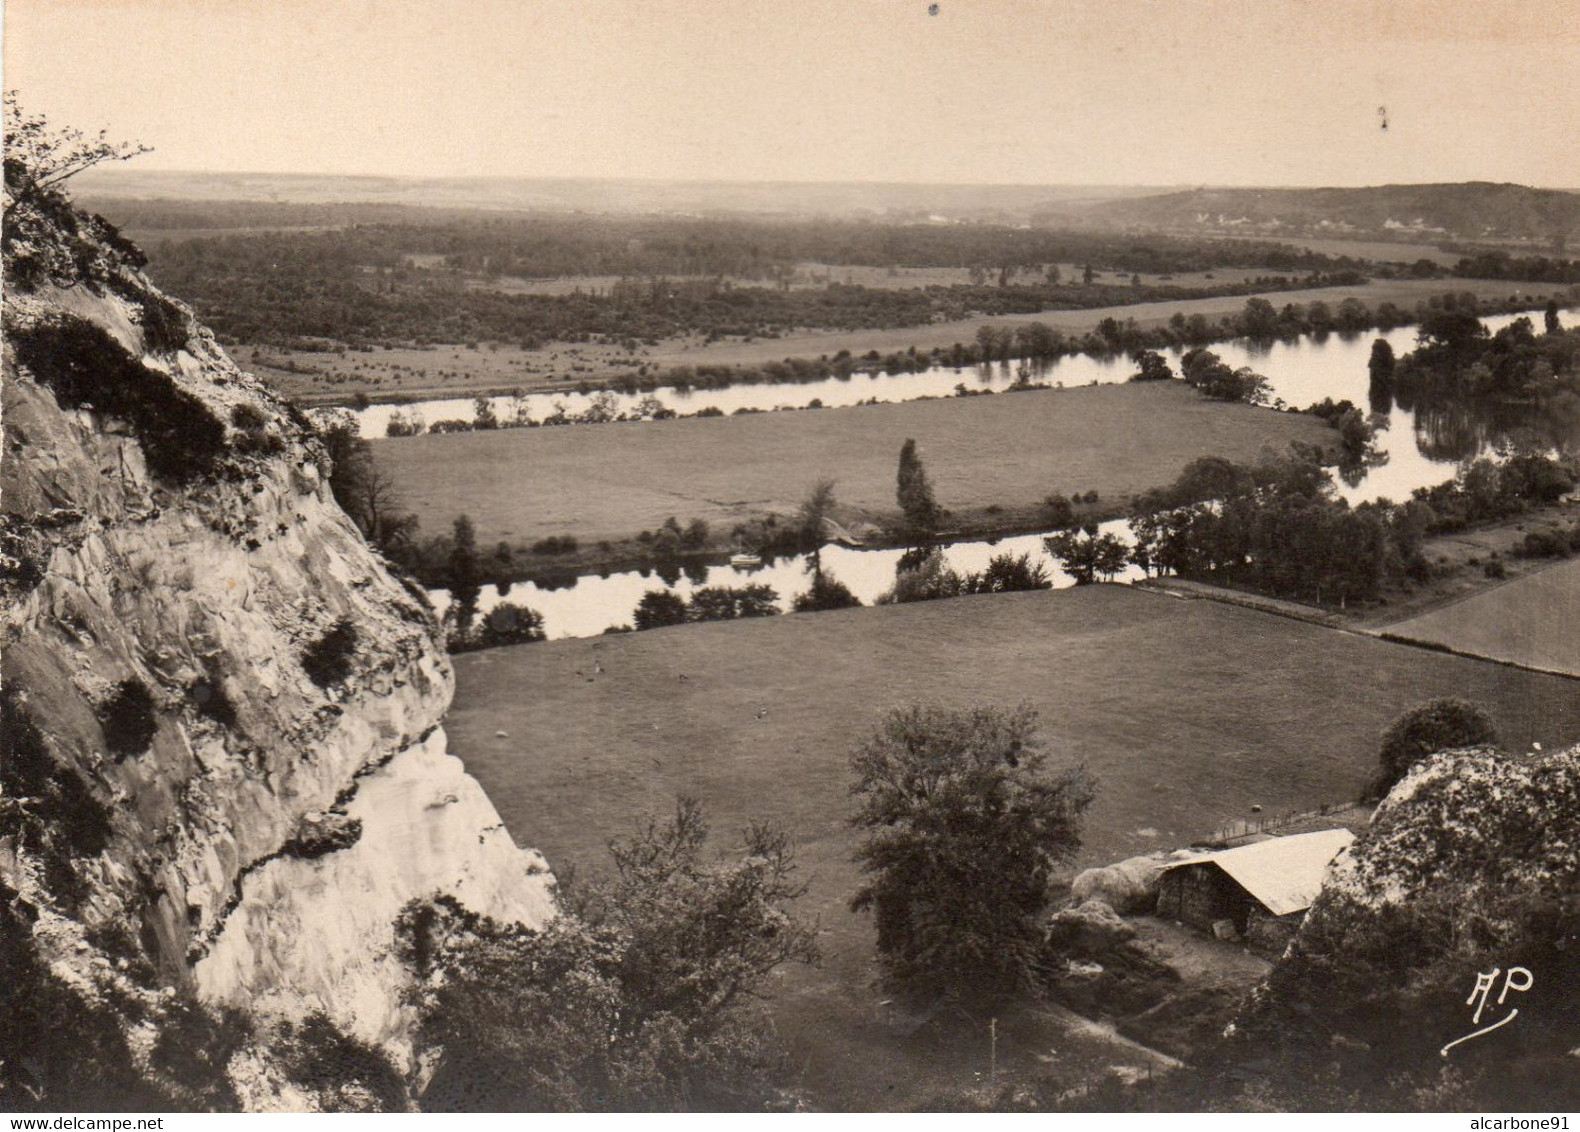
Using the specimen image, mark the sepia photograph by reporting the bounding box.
[2,0,1578,1116]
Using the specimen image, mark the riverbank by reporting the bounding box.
[374,379,1335,558]
[246,277,1564,408]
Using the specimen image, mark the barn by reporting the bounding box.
[1155,828,1355,951]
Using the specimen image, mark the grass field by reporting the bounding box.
[447,585,1580,1109]
[1219,235,1467,267]
[246,276,1565,405]
[1383,553,1580,675]
[372,380,1333,548]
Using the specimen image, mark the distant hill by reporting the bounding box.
[1041,183,1580,253]
[70,168,1172,223]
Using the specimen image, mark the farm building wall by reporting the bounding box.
[1156,864,1254,933]
[1246,906,1303,954]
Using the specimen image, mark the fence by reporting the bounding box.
[1206,800,1371,846]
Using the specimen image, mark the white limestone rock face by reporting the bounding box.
[196,728,555,1057]
[2,210,554,1086]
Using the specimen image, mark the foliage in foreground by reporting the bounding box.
[849,704,1095,1001]
[400,799,818,1111]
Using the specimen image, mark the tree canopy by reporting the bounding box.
[849,704,1095,999]
[895,438,941,537]
[404,798,817,1111]
[1370,698,1498,799]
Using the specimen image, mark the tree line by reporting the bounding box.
[134,210,1376,283]
[141,234,1353,353]
[1118,446,1574,607]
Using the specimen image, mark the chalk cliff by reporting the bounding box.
[1,179,553,1107]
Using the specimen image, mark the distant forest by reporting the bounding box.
[112,208,1379,348]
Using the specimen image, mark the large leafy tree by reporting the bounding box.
[849,705,1095,1000]
[1045,527,1129,584]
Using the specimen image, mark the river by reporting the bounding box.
[430,519,1144,640]
[407,310,1574,640]
[357,313,1545,508]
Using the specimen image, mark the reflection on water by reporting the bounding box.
[1398,386,1580,465]
[432,520,1142,640]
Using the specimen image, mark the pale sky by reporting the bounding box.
[5,0,1578,187]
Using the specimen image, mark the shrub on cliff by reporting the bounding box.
[3,95,151,293]
[11,317,227,483]
[1,692,114,909]
[301,619,359,689]
[400,799,818,1111]
[100,678,159,760]
[135,290,190,355]
[273,1012,407,1112]
[0,911,163,1112]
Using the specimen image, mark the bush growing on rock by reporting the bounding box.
[1,692,114,911]
[281,812,363,859]
[273,1013,408,1112]
[1369,698,1498,799]
[301,619,359,689]
[100,678,159,760]
[135,290,190,355]
[11,317,226,483]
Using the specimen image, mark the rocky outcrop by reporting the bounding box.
[1046,899,1138,954]
[1069,854,1168,914]
[1211,744,1580,1109]
[1,188,553,1099]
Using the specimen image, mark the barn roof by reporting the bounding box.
[1161,828,1355,917]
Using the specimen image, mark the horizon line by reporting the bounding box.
[76,168,1580,196]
